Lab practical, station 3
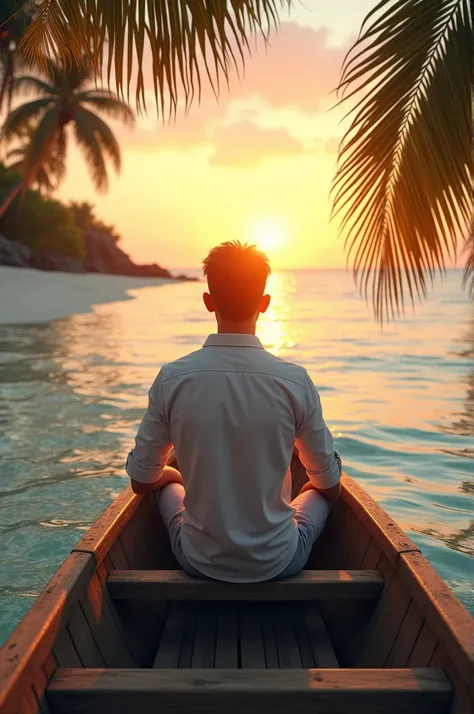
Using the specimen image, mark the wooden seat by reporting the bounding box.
[47,667,452,714]
[153,602,339,669]
[107,569,384,601]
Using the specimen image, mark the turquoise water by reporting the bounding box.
[0,268,472,645]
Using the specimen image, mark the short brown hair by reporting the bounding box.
[202,241,271,320]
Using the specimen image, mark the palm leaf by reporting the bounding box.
[20,106,61,181]
[73,108,111,192]
[74,90,135,126]
[19,0,290,114]
[463,234,474,299]
[0,96,53,140]
[74,106,122,173]
[332,0,472,321]
[12,75,56,96]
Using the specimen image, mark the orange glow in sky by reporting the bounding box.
[55,0,376,270]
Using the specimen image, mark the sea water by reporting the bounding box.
[0,268,472,644]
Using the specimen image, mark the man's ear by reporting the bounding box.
[203,292,215,313]
[260,294,271,314]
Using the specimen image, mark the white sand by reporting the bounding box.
[0,266,171,324]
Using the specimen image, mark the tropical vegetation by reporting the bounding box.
[0,0,472,318]
[0,56,134,216]
[0,162,83,257]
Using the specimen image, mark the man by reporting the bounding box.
[126,241,341,582]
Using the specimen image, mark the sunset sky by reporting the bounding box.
[57,0,377,270]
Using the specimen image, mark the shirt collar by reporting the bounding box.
[203,333,264,349]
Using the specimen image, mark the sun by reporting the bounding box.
[249,218,287,254]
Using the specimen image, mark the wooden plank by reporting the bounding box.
[307,498,362,569]
[67,603,105,668]
[273,605,302,668]
[47,668,453,714]
[52,628,82,668]
[293,610,315,668]
[122,498,162,570]
[357,566,412,667]
[362,539,383,570]
[108,569,384,601]
[303,608,338,667]
[178,606,198,669]
[79,575,135,668]
[71,487,143,568]
[238,605,266,669]
[386,601,424,667]
[214,607,238,669]
[341,473,421,569]
[444,660,472,714]
[429,644,448,668]
[0,552,94,714]
[191,605,216,669]
[259,605,279,669]
[346,524,372,569]
[108,539,130,570]
[407,622,438,668]
[153,604,186,669]
[398,551,474,696]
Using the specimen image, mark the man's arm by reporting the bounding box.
[126,372,177,493]
[295,372,342,502]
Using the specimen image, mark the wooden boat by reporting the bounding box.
[0,472,472,714]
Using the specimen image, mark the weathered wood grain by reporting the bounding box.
[214,607,238,669]
[273,606,302,668]
[153,605,186,669]
[398,551,474,697]
[238,605,266,669]
[385,601,424,668]
[357,566,412,667]
[71,488,142,568]
[47,668,453,714]
[107,569,384,601]
[304,609,338,667]
[341,474,421,568]
[0,552,94,714]
[191,606,216,669]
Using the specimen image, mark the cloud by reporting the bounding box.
[219,23,348,113]
[208,121,310,167]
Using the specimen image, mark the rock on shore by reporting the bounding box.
[0,231,196,281]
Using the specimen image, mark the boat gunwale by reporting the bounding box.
[0,478,473,712]
[340,474,474,695]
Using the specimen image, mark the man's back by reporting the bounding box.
[128,332,340,582]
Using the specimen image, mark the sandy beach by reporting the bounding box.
[0,266,171,324]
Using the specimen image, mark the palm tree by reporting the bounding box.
[5,122,65,194]
[0,0,31,111]
[0,58,134,216]
[14,0,473,319]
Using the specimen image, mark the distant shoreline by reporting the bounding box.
[0,266,186,325]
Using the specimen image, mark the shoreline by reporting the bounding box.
[0,266,180,325]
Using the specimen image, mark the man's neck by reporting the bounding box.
[217,320,257,335]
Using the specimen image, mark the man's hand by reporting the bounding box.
[299,480,341,503]
[131,466,184,495]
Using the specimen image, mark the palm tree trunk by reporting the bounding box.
[0,178,25,218]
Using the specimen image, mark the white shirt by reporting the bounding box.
[126,333,341,582]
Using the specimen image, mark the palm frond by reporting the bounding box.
[20,106,61,181]
[73,109,110,192]
[74,106,122,173]
[12,75,56,96]
[332,0,473,321]
[0,96,53,140]
[74,91,135,126]
[463,233,474,299]
[19,0,291,115]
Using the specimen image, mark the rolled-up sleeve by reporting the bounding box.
[295,372,342,490]
[126,372,172,484]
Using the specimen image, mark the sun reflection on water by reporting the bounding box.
[257,272,298,356]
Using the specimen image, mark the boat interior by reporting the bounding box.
[0,474,472,714]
